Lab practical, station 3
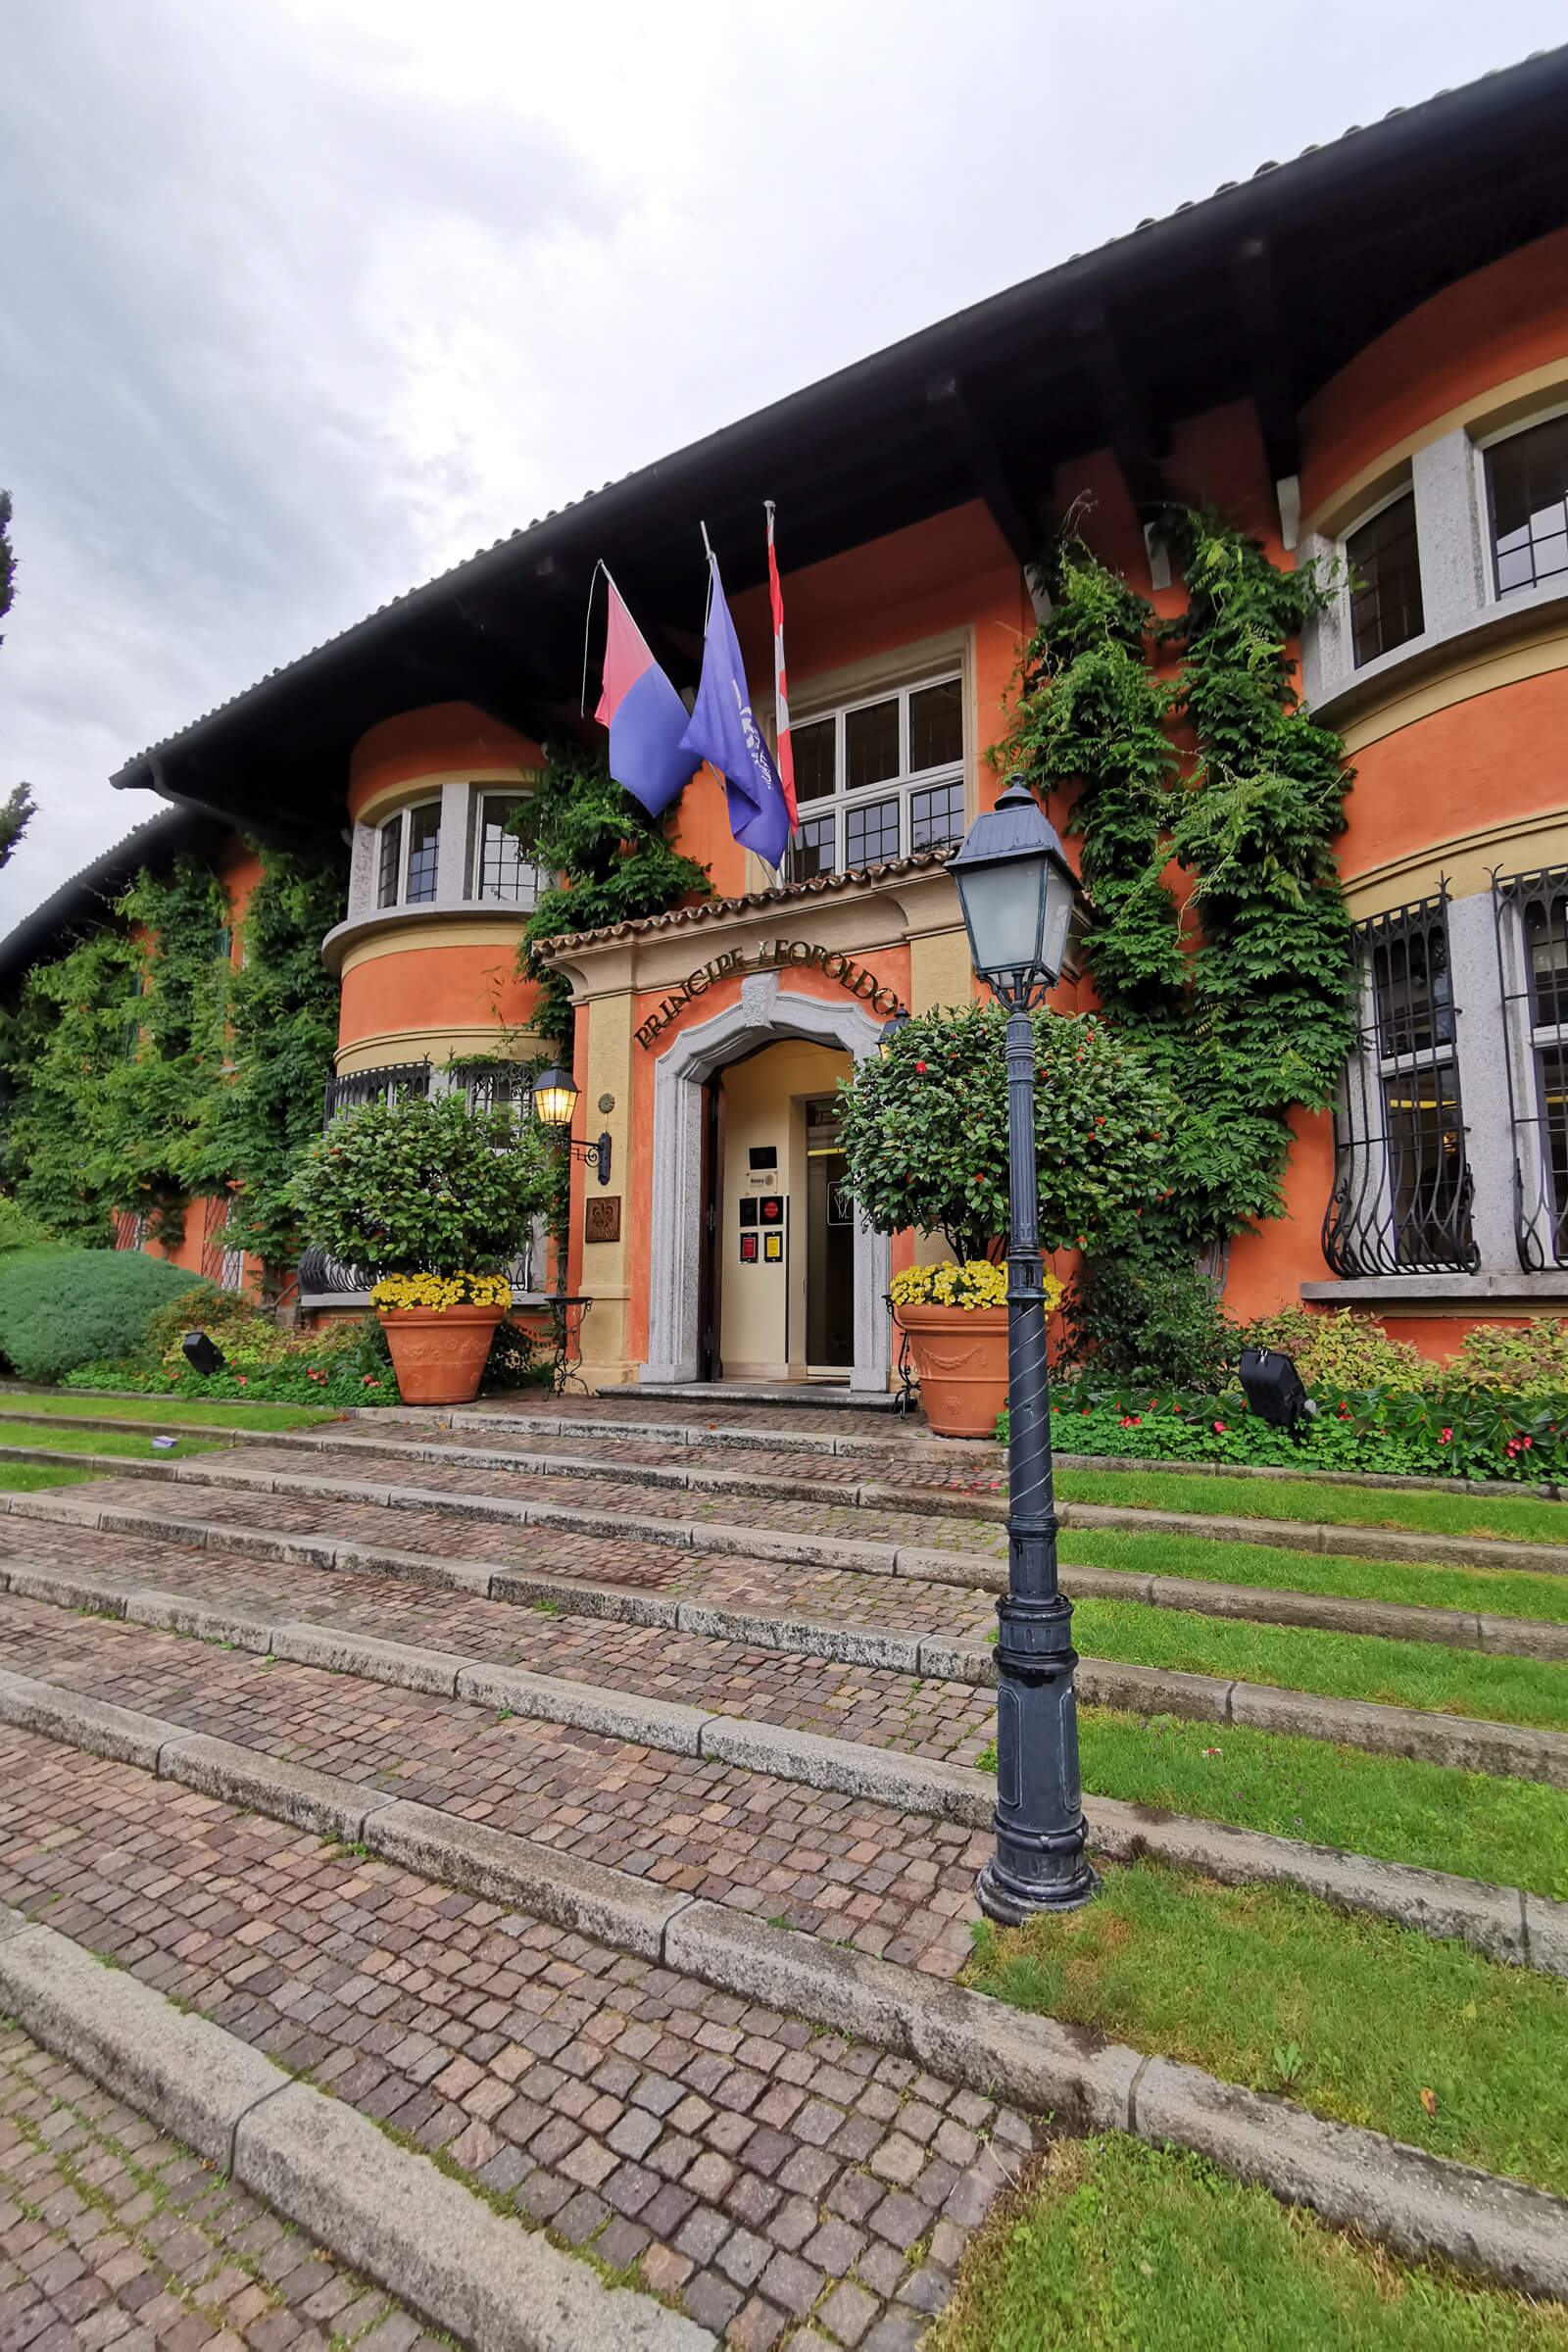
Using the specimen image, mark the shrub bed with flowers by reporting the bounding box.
[58,1285,401,1405]
[1006,1309,1568,1484]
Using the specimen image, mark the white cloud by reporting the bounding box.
[1,0,1562,926]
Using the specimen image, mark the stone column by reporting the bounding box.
[1446,887,1516,1274]
[575,989,637,1387]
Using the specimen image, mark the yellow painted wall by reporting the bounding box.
[718,1040,852,1379]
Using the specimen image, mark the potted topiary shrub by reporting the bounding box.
[287,1090,552,1404]
[838,1004,1177,1437]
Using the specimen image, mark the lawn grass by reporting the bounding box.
[963,1856,1568,2193]
[1009,1706,1568,1898]
[0,1419,230,1460]
[1074,1595,1568,1733]
[1058,1465,1568,1547]
[0,1463,100,1492]
[927,2133,1568,2351]
[1066,1522,1568,1627]
[0,1394,342,1431]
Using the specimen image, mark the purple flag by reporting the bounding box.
[680,552,792,869]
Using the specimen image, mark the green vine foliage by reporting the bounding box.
[510,741,710,1055]
[5,844,345,1271]
[1164,509,1356,1228]
[220,851,346,1277]
[6,929,144,1244]
[1003,512,1354,1254]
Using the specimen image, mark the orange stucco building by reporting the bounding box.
[9,52,1568,1390]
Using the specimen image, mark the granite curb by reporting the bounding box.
[0,1903,713,2349]
[0,1638,1562,1978]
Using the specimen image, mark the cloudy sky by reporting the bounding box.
[1,0,1562,930]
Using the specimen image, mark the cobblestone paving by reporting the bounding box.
[0,1528,998,1766]
[0,1732,1028,2347]
[103,1451,1010,1564]
[360,1424,1009,1499]
[0,2021,425,2352]
[0,1599,985,1973]
[24,1486,1002,1640]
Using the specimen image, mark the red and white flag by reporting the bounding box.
[764,501,799,833]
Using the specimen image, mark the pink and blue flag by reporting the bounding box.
[680,547,792,871]
[594,576,698,818]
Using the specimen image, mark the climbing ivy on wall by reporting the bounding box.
[1002,510,1354,1253]
[219,851,347,1278]
[510,741,711,1056]
[5,844,345,1272]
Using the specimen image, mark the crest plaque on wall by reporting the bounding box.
[584,1196,621,1244]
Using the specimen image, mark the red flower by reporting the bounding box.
[1440,1428,1452,1444]
[914,1060,927,1073]
[1212,1420,1227,1434]
[1524,1436,1534,1448]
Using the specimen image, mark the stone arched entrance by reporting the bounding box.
[642,973,892,1389]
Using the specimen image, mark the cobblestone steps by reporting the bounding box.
[10,1397,1568,2328]
[0,1723,1025,2347]
[0,2018,438,2352]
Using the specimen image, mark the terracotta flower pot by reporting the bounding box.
[894,1301,1009,1439]
[377,1303,505,1405]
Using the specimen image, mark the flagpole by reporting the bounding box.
[578,559,608,719]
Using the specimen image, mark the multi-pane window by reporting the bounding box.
[375,802,441,909]
[1322,897,1475,1277]
[785,674,964,882]
[1488,414,1568,596]
[1493,869,1568,1268]
[471,795,538,906]
[1348,493,1424,665]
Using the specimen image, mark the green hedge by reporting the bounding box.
[0,1250,213,1382]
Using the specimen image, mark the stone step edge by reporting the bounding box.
[1,1697,1564,2306]
[341,1402,1568,1504]
[6,1431,1565,1665]
[2,1586,1562,1984]
[14,1442,1568,1587]
[0,1900,711,2352]
[8,1492,1568,1790]
[21,1387,1568,1509]
[16,1401,1568,1541]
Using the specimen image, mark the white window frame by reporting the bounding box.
[468,791,540,906]
[788,672,965,880]
[376,798,442,909]
[1343,480,1425,669]
[1474,397,1568,606]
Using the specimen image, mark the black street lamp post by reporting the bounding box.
[948,774,1100,1922]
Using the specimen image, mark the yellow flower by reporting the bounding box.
[371,1270,512,1313]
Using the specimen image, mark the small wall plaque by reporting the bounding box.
[738,1199,759,1227]
[739,1232,759,1262]
[763,1232,783,1262]
[584,1195,621,1244]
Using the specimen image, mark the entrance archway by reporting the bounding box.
[642,973,892,1389]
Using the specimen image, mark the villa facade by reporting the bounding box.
[6,53,1568,1387]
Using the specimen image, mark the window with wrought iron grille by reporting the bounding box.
[1486,414,1568,598]
[1490,863,1568,1267]
[1322,893,1476,1276]
[1348,492,1424,665]
[322,1059,432,1129]
[784,675,964,882]
[375,803,441,907]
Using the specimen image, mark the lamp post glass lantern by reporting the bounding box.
[948,774,1100,1920]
